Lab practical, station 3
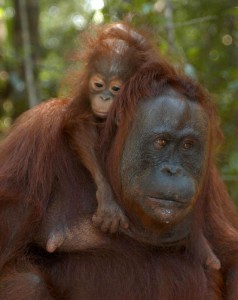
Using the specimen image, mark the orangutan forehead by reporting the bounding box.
[91,58,126,79]
[89,40,132,78]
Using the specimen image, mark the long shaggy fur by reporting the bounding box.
[0,22,238,299]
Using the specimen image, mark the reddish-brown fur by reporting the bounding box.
[0,26,238,299]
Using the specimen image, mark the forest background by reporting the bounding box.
[0,0,237,202]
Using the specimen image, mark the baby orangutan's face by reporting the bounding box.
[89,73,122,119]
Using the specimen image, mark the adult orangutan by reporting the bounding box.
[1,29,238,299]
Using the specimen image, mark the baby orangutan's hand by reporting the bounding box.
[92,184,129,234]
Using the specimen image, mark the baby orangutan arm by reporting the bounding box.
[70,123,129,233]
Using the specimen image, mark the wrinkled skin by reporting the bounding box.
[120,91,209,245]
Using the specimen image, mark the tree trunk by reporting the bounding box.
[13,0,40,108]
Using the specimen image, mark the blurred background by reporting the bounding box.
[0,0,237,202]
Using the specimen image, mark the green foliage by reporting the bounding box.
[0,0,237,201]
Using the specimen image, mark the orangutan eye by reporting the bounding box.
[110,80,122,95]
[154,138,167,150]
[95,82,104,88]
[89,75,105,91]
[111,86,120,92]
[182,140,194,150]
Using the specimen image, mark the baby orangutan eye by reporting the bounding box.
[89,75,105,91]
[110,80,122,95]
[111,86,120,92]
[93,81,105,91]
[95,82,104,88]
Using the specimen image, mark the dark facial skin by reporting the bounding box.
[120,90,209,245]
